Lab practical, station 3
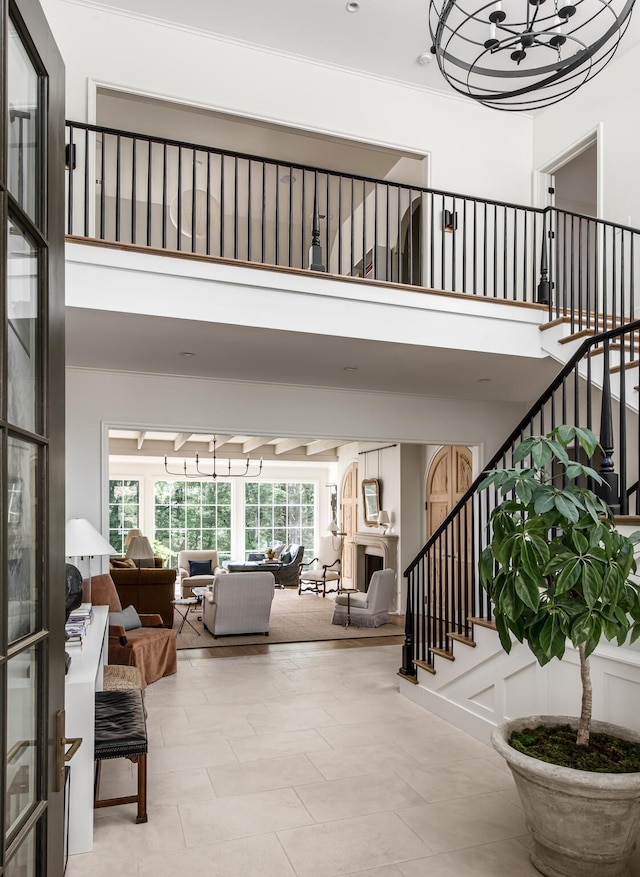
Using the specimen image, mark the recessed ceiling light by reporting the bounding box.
[346,1,359,12]
[181,351,195,357]
[343,366,359,372]
[477,377,491,382]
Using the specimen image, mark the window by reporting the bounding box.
[245,482,315,560]
[154,480,232,565]
[108,479,140,554]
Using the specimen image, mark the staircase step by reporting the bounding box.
[614,516,640,527]
[431,647,455,661]
[413,658,436,675]
[540,314,633,334]
[610,358,640,374]
[469,616,497,631]
[447,632,477,648]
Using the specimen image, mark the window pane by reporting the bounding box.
[7,18,40,221]
[7,220,39,433]
[5,821,37,877]
[6,645,39,837]
[8,437,38,642]
[108,479,140,555]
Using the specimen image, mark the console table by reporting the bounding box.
[65,605,109,855]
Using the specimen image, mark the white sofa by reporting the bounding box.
[177,550,226,597]
[202,572,276,637]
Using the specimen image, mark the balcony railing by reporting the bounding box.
[66,121,640,329]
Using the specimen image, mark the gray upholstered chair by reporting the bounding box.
[177,549,226,597]
[202,572,275,637]
[299,537,341,597]
[332,568,395,627]
[273,544,305,588]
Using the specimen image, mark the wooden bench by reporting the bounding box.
[94,689,148,823]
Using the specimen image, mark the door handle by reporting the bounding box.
[56,710,83,792]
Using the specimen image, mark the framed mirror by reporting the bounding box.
[362,479,381,527]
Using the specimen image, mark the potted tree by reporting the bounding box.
[479,425,640,877]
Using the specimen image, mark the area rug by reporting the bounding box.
[173,586,402,649]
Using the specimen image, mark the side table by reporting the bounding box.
[171,597,200,635]
[338,588,358,628]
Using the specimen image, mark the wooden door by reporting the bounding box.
[340,463,358,590]
[426,447,473,644]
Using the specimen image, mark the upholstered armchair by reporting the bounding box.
[202,572,275,637]
[89,574,177,687]
[273,544,305,588]
[331,568,395,627]
[299,537,341,597]
[177,549,225,597]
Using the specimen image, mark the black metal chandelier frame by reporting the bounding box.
[429,0,636,110]
[164,437,264,480]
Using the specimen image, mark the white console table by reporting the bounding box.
[64,605,108,855]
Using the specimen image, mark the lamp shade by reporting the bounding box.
[377,510,390,527]
[66,518,116,557]
[124,528,142,548]
[328,521,338,535]
[125,535,154,564]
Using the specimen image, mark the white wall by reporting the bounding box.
[533,41,640,227]
[66,367,527,549]
[42,0,534,204]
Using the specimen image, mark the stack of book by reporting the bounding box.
[65,603,94,648]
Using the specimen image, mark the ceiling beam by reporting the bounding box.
[306,439,347,456]
[274,437,310,455]
[174,433,193,451]
[242,436,272,454]
[208,435,233,452]
[136,431,147,450]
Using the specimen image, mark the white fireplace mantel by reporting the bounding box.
[353,531,399,607]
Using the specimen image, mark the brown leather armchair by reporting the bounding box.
[88,574,177,687]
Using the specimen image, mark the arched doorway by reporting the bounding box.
[340,462,358,590]
[426,446,473,644]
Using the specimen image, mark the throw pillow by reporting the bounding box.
[189,559,213,577]
[280,551,292,565]
[110,558,131,569]
[109,604,142,630]
[272,542,286,560]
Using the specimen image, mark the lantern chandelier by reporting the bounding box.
[164,436,263,480]
[428,0,636,110]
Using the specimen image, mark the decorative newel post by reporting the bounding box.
[399,576,417,679]
[537,213,551,306]
[309,171,326,272]
[596,339,621,514]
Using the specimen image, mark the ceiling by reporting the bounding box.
[67,307,560,404]
[109,429,354,465]
[85,0,640,99]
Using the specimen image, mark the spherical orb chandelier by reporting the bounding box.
[428,0,636,110]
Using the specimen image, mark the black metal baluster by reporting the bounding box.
[597,339,620,513]
[247,159,253,263]
[512,208,518,300]
[206,152,211,256]
[461,199,467,294]
[261,160,266,264]
[350,177,355,277]
[399,573,416,678]
[146,140,152,247]
[362,180,368,280]
[99,133,106,239]
[325,173,331,274]
[220,155,226,259]
[429,194,435,289]
[619,335,628,514]
[374,183,379,280]
[234,157,240,261]
[176,146,182,251]
[67,126,74,233]
[84,127,89,237]
[338,176,343,274]
[131,138,137,244]
[300,168,306,269]
[115,134,121,241]
[191,148,197,254]
[161,143,167,250]
[451,196,456,291]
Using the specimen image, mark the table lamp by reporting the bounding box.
[377,510,391,534]
[65,518,117,602]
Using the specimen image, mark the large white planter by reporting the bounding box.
[491,716,640,877]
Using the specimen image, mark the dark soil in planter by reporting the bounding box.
[510,725,640,773]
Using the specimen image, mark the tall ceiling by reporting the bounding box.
[85,0,640,99]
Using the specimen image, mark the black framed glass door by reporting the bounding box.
[1,0,66,873]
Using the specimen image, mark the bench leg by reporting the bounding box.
[136,754,148,824]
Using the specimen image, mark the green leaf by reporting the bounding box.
[533,490,557,515]
[514,573,541,612]
[574,426,600,458]
[531,441,553,469]
[494,613,513,653]
[547,440,571,466]
[582,562,603,608]
[515,479,534,505]
[554,425,575,446]
[555,558,582,595]
[554,494,580,523]
[512,438,538,464]
[539,614,566,660]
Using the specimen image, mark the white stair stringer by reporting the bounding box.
[400,622,640,747]
[540,323,640,414]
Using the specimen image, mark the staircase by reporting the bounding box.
[398,315,640,744]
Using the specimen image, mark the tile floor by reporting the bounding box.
[65,639,640,877]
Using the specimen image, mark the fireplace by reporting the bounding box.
[353,532,399,608]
